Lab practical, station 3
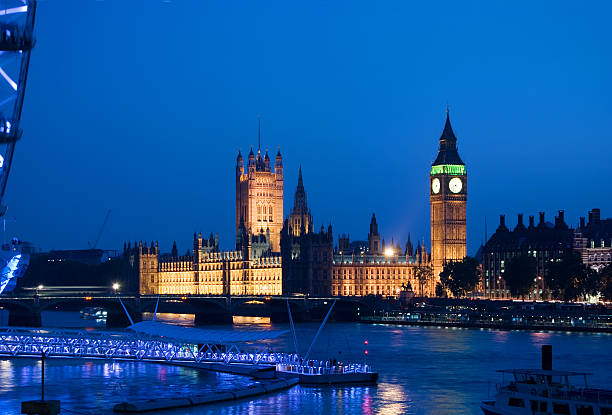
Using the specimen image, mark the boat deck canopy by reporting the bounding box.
[128,321,287,344]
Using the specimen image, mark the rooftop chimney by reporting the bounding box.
[499,214,506,228]
[590,208,601,224]
[517,213,524,227]
[539,212,545,226]
[529,215,535,229]
[580,217,586,229]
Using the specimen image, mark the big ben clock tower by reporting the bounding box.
[430,110,467,282]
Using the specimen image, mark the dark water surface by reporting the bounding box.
[0,313,611,414]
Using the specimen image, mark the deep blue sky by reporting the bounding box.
[7,0,612,255]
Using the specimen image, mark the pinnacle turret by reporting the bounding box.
[432,110,464,166]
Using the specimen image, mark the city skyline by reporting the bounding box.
[5,0,611,254]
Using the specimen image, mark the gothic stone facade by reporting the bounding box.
[236,147,283,252]
[125,233,282,296]
[331,214,433,297]
[126,141,284,296]
[281,168,334,296]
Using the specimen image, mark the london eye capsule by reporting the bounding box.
[0,24,34,51]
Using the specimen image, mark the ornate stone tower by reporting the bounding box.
[367,213,381,254]
[289,167,313,236]
[430,110,467,281]
[235,121,283,253]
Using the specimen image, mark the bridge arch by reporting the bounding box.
[39,297,141,328]
[0,298,39,326]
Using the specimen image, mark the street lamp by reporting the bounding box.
[112,283,120,292]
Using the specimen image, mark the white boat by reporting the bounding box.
[79,307,107,320]
[481,368,612,415]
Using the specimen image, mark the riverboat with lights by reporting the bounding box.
[481,369,612,414]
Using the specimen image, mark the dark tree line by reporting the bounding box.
[439,251,612,301]
[504,251,606,302]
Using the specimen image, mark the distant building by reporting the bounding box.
[482,211,573,299]
[430,110,467,284]
[574,208,612,271]
[46,249,109,266]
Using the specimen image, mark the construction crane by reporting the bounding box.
[89,209,111,249]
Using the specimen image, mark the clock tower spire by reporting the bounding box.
[430,110,467,290]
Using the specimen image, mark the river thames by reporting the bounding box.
[1,313,611,414]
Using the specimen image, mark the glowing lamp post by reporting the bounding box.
[112,283,120,293]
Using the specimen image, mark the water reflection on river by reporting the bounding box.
[0,312,610,414]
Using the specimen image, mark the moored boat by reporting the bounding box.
[482,346,612,415]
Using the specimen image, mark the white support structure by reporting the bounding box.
[0,326,374,375]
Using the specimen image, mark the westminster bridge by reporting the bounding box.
[0,293,374,327]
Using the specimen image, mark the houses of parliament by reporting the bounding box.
[125,113,467,297]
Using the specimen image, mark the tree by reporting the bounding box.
[435,282,446,298]
[577,266,601,301]
[601,265,612,302]
[414,265,433,296]
[503,254,537,299]
[439,257,481,297]
[545,251,590,301]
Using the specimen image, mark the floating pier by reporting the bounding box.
[113,378,299,413]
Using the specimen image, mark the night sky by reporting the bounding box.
[6,0,612,255]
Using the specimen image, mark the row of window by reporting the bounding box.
[588,253,611,263]
[332,285,401,296]
[508,396,611,415]
[257,205,274,222]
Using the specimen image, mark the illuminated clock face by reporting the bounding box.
[431,178,440,194]
[449,177,463,193]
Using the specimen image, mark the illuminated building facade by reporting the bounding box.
[574,208,612,271]
[126,132,284,296]
[482,212,572,299]
[235,141,283,253]
[331,215,433,297]
[125,232,282,296]
[430,111,467,283]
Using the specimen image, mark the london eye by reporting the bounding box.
[0,0,35,294]
[0,0,36,217]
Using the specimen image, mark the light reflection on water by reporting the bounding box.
[0,313,610,414]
